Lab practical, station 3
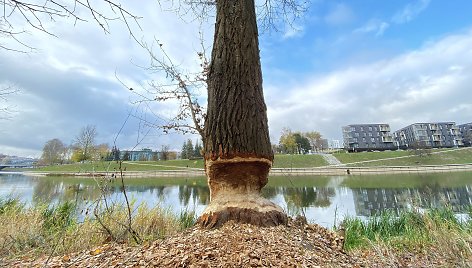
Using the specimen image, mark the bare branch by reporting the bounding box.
[257,0,309,33]
[0,0,141,52]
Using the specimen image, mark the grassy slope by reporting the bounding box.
[29,154,327,172]
[357,147,472,166]
[334,147,472,166]
[272,154,327,168]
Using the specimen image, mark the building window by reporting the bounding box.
[368,133,372,137]
[371,138,375,142]
[369,127,372,131]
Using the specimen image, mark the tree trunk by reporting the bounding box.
[197,0,287,228]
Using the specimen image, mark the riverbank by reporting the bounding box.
[21,162,472,178]
[5,147,471,177]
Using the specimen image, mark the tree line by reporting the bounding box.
[40,125,108,165]
[275,127,328,154]
[180,139,203,160]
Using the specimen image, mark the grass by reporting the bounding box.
[272,154,328,168]
[342,205,472,264]
[26,154,327,173]
[333,150,411,164]
[354,147,472,166]
[334,147,472,167]
[0,197,194,259]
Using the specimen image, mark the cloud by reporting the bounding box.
[353,19,390,36]
[355,0,430,37]
[324,3,355,26]
[0,2,213,157]
[282,24,305,39]
[392,0,431,24]
[266,28,472,142]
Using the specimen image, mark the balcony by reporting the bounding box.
[382,136,394,143]
[379,125,390,132]
[431,135,441,142]
[429,124,439,130]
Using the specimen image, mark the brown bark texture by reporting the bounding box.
[198,0,287,228]
[204,0,272,161]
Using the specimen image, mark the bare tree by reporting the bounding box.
[0,85,18,119]
[40,138,66,165]
[305,131,323,152]
[125,38,208,141]
[0,0,141,52]
[3,0,309,229]
[74,125,97,161]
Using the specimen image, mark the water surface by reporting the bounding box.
[1,172,471,227]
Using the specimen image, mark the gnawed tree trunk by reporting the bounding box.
[197,0,287,228]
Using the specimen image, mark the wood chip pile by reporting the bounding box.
[2,216,455,267]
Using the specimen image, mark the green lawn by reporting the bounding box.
[272,154,328,168]
[347,148,472,167]
[333,150,411,164]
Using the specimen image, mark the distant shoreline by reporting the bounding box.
[14,163,472,178]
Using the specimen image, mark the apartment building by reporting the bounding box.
[458,122,472,147]
[393,122,463,149]
[342,124,396,152]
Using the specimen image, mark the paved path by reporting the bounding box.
[320,153,343,166]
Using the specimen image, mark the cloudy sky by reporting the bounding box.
[1,0,472,157]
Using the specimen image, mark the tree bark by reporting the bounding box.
[197,0,287,228]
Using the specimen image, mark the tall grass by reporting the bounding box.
[0,197,195,259]
[342,206,472,264]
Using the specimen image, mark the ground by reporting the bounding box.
[2,217,458,267]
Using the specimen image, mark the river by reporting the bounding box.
[1,172,471,227]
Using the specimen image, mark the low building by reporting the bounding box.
[458,122,472,147]
[342,124,396,152]
[393,122,463,149]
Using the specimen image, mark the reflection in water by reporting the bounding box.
[352,186,472,216]
[1,172,472,227]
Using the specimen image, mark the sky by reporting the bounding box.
[1,0,472,157]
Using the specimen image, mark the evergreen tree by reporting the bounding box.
[193,141,203,157]
[181,142,188,159]
[186,139,194,159]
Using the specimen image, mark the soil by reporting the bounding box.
[1,217,462,267]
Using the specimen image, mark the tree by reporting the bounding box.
[279,127,297,154]
[40,138,66,165]
[0,85,18,120]
[74,125,97,162]
[5,0,305,228]
[94,143,110,161]
[161,145,170,161]
[185,139,194,160]
[110,146,121,161]
[293,133,310,154]
[193,141,203,158]
[305,131,323,152]
[197,0,288,228]
[1,0,139,53]
[181,141,188,159]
